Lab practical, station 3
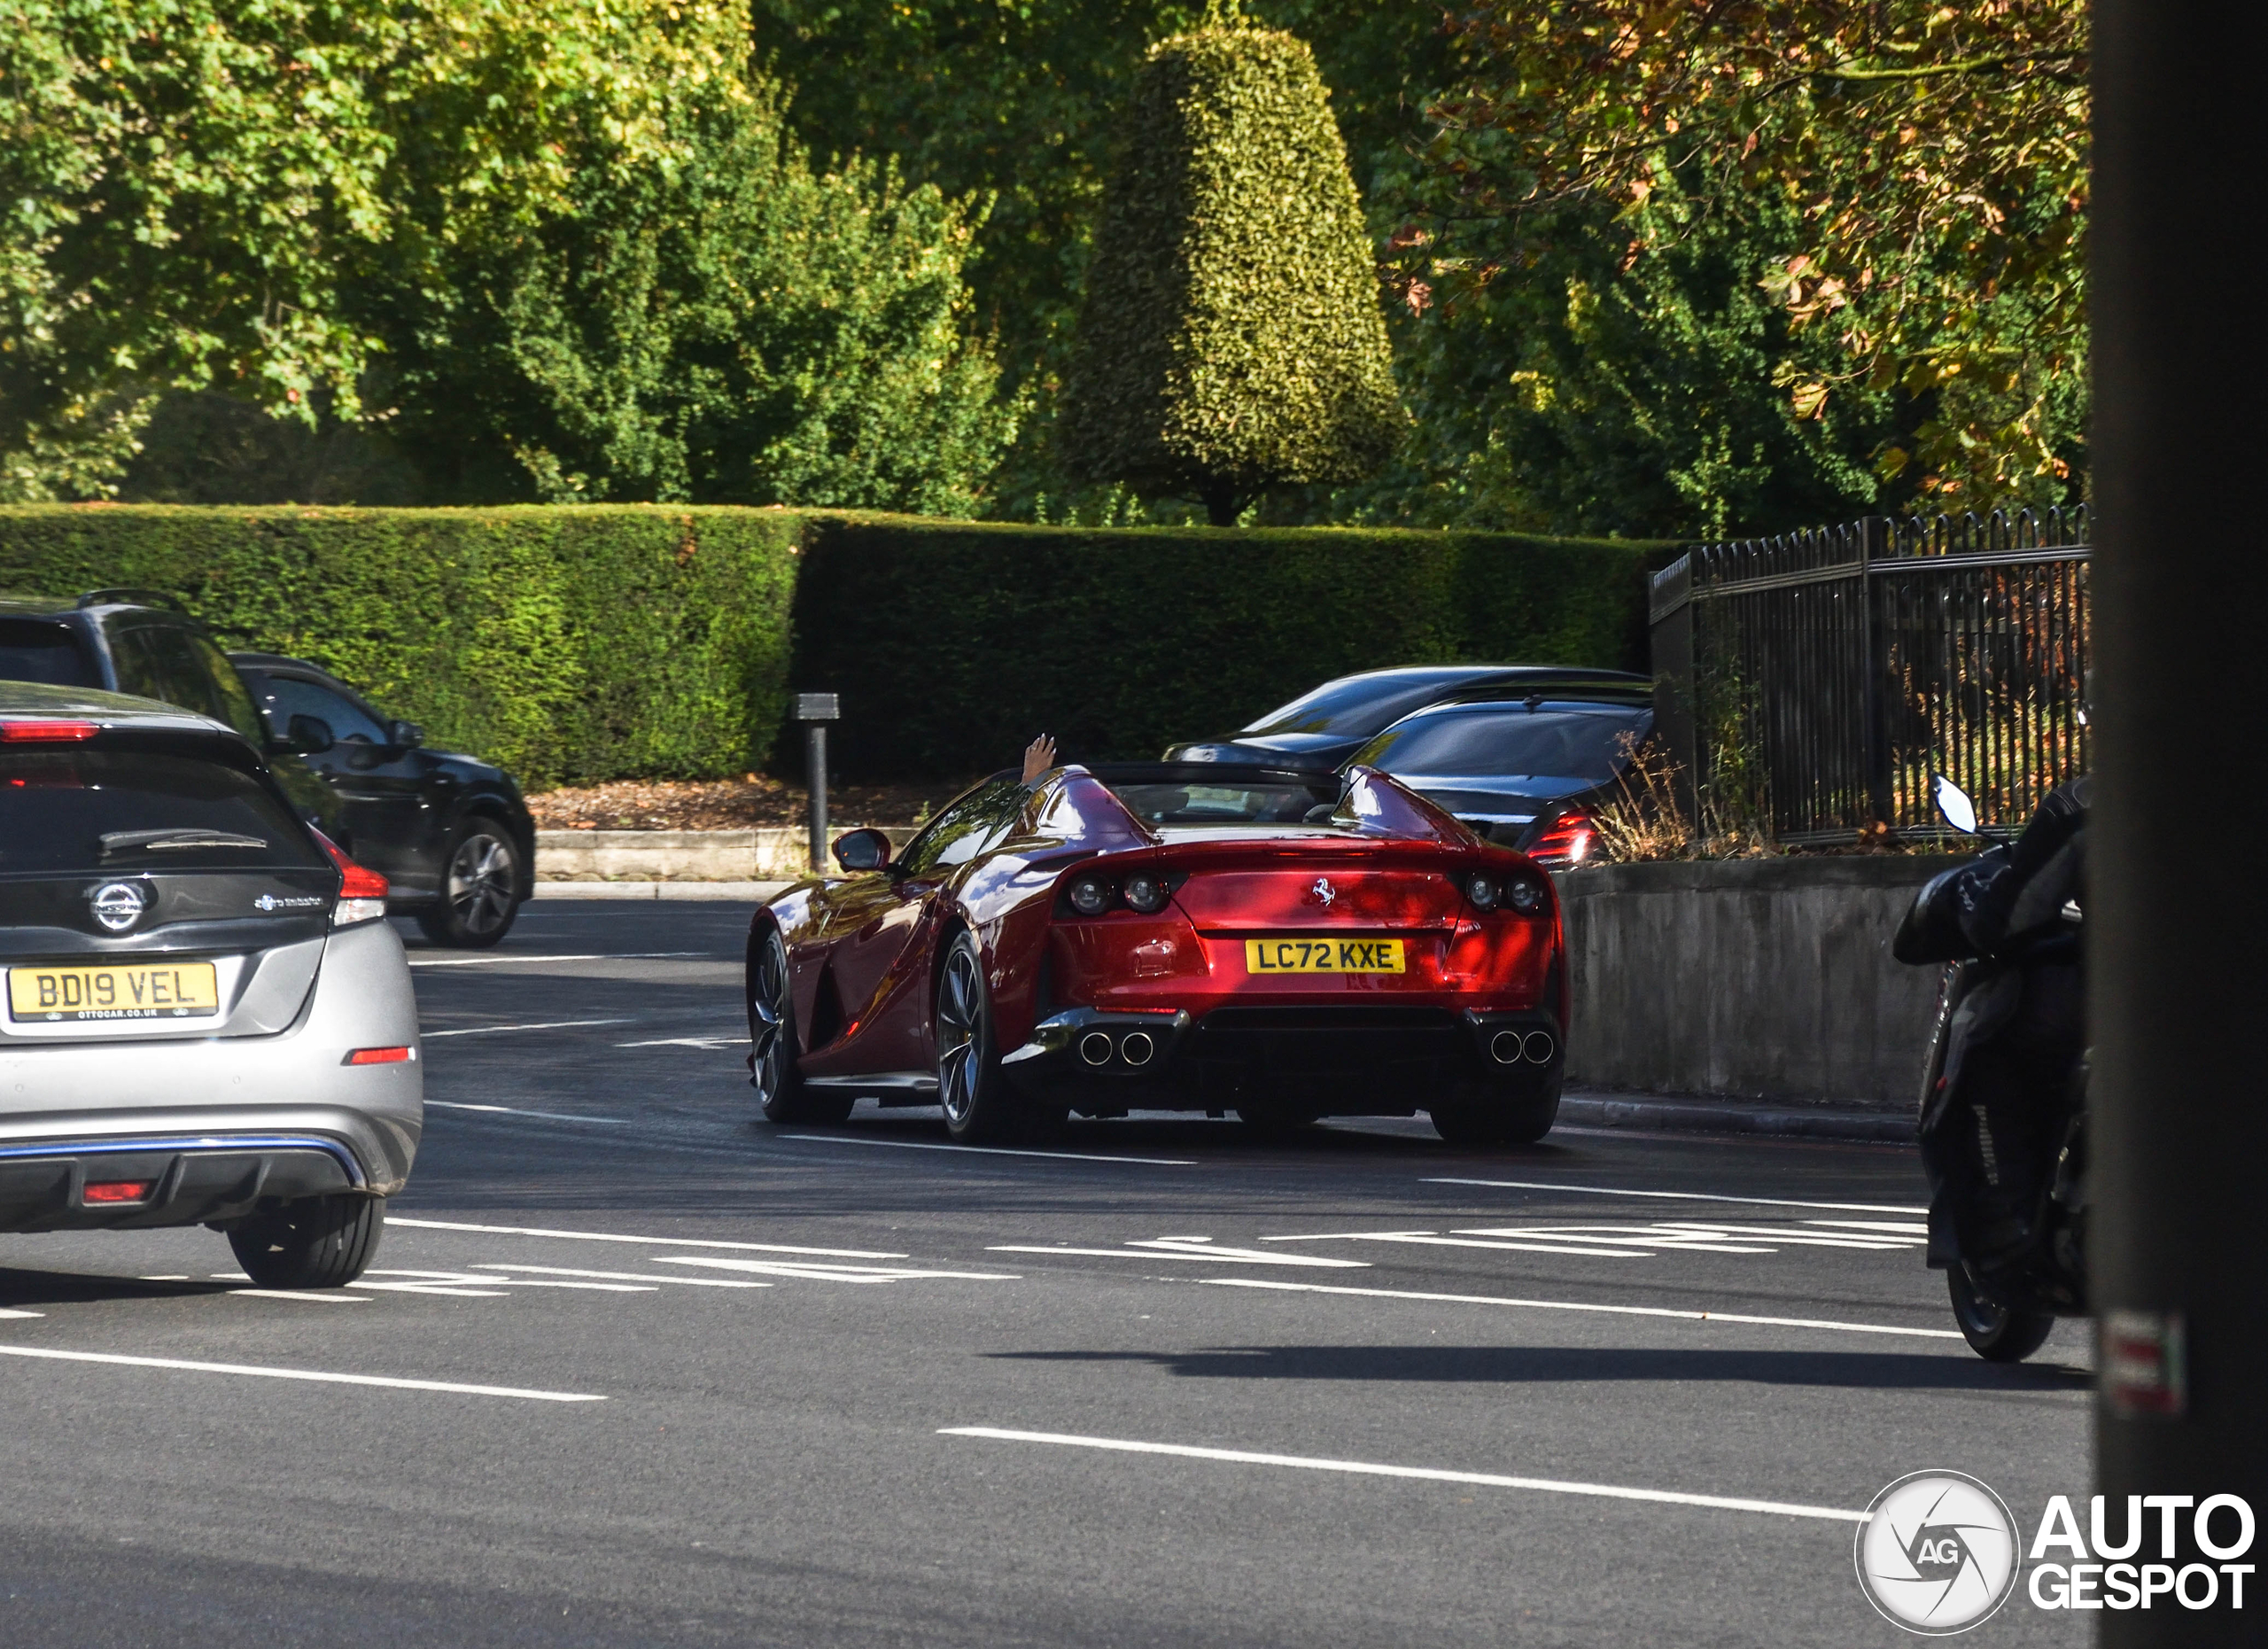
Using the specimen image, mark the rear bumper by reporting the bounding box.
[1003,1005,1561,1113]
[0,1129,367,1233]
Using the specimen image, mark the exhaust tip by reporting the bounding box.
[1120,1031,1155,1068]
[1522,1030,1557,1065]
[1489,1031,1524,1065]
[1077,1031,1115,1067]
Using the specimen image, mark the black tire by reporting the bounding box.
[229,1195,385,1289]
[749,926,852,1125]
[1948,1263,2056,1363]
[416,819,525,948]
[1430,1075,1561,1147]
[936,931,1022,1143]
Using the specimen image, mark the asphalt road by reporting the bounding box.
[3,901,2092,1647]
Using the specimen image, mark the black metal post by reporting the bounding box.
[2094,5,2268,1641]
[795,693,840,875]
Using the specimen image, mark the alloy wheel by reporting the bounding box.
[447,832,517,936]
[936,944,983,1126]
[751,931,789,1104]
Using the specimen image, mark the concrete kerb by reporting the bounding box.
[1557,1089,1916,1146]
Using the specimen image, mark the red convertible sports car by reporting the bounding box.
[745,762,1567,1146]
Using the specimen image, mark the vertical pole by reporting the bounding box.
[1858,516,1891,828]
[806,723,828,875]
[2094,6,2268,1643]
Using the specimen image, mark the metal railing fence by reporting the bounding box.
[1649,509,2091,842]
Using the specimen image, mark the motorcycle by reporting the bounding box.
[1895,775,2086,1363]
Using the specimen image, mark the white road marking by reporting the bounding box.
[1200,1277,1966,1339]
[989,1244,1368,1270]
[1129,1239,1371,1268]
[656,1256,1019,1284]
[0,1343,606,1401]
[1262,1231,1647,1259]
[1425,1178,1928,1216]
[777,1133,1196,1167]
[615,1037,746,1050]
[471,1264,773,1289]
[389,1217,907,1259]
[422,1019,635,1038]
[939,1428,1868,1524]
[408,953,705,968]
[1636,1223,1915,1250]
[367,1268,655,1294]
[1807,1219,1931,1235]
[427,1101,637,1125]
[138,1275,189,1281]
[228,1288,369,1303]
[1,1309,43,1319]
[1450,1228,1776,1255]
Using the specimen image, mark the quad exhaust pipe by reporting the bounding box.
[1076,1028,1158,1069]
[1489,1029,1557,1066]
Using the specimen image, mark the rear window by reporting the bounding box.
[1238,672,1487,739]
[1102,779,1337,826]
[1353,706,1651,783]
[0,619,97,688]
[0,749,326,875]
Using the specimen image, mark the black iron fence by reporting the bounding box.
[1649,509,2091,842]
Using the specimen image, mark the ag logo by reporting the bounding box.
[88,881,150,933]
[1856,1471,2019,1634]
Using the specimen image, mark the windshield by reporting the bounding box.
[1102,778,1337,827]
[1352,706,1651,783]
[0,750,324,875]
[1238,670,1494,738]
[0,619,97,688]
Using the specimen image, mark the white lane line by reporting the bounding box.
[367,1269,654,1294]
[656,1256,1019,1283]
[1263,1231,1647,1259]
[1808,1219,1931,1236]
[427,1101,637,1125]
[1,1309,43,1319]
[471,1264,773,1289]
[408,953,705,968]
[1642,1223,1915,1249]
[777,1133,1196,1168]
[939,1428,1868,1524]
[228,1289,369,1303]
[0,1344,606,1401]
[389,1217,907,1259]
[1454,1229,1777,1255]
[1128,1240,1371,1269]
[988,1244,1368,1270]
[1199,1277,1966,1339]
[616,1037,745,1050]
[423,1019,635,1038]
[1425,1178,1928,1216]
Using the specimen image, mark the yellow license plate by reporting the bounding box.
[6,961,221,1023]
[1243,937,1406,975]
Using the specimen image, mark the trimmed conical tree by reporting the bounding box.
[1060,18,1402,526]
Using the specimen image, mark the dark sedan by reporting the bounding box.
[1163,665,1652,771]
[229,654,535,946]
[1342,691,1656,870]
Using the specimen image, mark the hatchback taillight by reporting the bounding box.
[311,828,389,925]
[1526,810,1596,869]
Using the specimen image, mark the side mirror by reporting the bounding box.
[389,719,424,751]
[286,713,335,755]
[831,828,893,873]
[1932,774,1978,836]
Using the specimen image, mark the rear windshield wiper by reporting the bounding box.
[100,828,272,857]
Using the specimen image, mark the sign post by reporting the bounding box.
[796,693,840,875]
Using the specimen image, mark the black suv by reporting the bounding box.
[0,593,533,946]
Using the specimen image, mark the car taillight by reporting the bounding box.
[1527,810,1595,869]
[0,719,99,742]
[311,828,389,926]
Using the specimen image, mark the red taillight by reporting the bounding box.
[310,827,389,900]
[346,1046,415,1065]
[83,1180,154,1203]
[1527,811,1596,868]
[0,719,99,742]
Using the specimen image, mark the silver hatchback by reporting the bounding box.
[0,681,421,1287]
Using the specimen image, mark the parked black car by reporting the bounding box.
[1341,688,1657,869]
[1163,665,1654,771]
[0,591,532,945]
[229,654,533,946]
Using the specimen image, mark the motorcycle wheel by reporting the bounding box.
[1948,1263,2056,1363]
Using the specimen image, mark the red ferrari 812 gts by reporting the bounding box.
[746,762,1566,1146]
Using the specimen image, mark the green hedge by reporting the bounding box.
[0,504,1671,786]
[0,505,800,787]
[788,517,1677,780]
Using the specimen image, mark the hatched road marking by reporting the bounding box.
[0,1343,606,1402]
[1425,1178,1928,1216]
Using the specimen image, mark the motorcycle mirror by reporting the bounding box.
[1932,774,1979,836]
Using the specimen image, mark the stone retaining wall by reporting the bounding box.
[534,827,918,883]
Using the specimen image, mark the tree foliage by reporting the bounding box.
[1060,19,1400,524]
[1411,0,2088,507]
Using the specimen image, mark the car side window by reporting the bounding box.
[895,780,1027,878]
[257,674,390,747]
[183,633,268,745]
[108,622,221,720]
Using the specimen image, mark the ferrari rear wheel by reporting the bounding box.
[750,927,851,1125]
[936,932,1021,1144]
[1430,1075,1561,1147]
